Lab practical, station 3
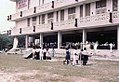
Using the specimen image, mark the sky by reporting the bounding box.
[0,0,15,32]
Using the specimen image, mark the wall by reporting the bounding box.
[16,19,27,28]
[14,0,116,35]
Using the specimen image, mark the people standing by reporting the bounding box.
[43,48,46,60]
[79,49,83,66]
[39,47,43,60]
[51,44,55,57]
[82,48,89,65]
[65,48,70,64]
[109,43,113,53]
[72,48,77,66]
[46,48,51,60]
[94,42,98,55]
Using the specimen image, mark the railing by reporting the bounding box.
[36,2,52,13]
[54,0,77,8]
[54,19,75,30]
[36,24,51,32]
[78,13,110,27]
[11,12,119,36]
[10,0,83,21]
[23,8,34,17]
[11,12,20,20]
[112,11,119,23]
[11,27,19,36]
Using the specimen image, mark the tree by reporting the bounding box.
[0,34,13,50]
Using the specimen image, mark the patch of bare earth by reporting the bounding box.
[0,69,98,82]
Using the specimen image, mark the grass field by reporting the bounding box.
[0,54,119,82]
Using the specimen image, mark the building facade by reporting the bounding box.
[8,0,119,50]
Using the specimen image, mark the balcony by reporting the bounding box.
[36,2,52,14]
[112,11,119,23]
[11,12,119,36]
[9,0,100,21]
[54,0,78,8]
[78,13,110,28]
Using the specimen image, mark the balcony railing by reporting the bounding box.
[78,13,110,27]
[54,0,77,8]
[112,11,119,23]
[9,0,85,21]
[11,12,119,36]
[36,2,52,14]
[23,8,34,17]
[54,19,75,30]
[10,12,20,20]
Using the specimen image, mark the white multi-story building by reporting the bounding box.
[8,0,119,50]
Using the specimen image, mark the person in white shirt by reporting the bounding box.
[46,48,51,60]
[109,43,113,53]
[94,42,98,55]
[39,47,43,60]
[72,48,78,66]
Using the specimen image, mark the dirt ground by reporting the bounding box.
[0,54,119,82]
[0,69,98,82]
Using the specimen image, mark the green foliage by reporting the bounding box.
[0,34,13,50]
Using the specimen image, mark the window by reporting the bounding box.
[113,0,118,11]
[96,0,107,14]
[48,12,54,23]
[96,0,106,9]
[68,7,76,14]
[27,18,30,26]
[56,11,59,22]
[32,16,37,21]
[42,14,45,24]
[60,10,64,21]
[42,0,44,4]
[32,16,37,26]
[68,7,76,19]
[85,3,90,16]
[80,5,83,17]
[48,12,54,19]
[39,0,40,5]
[28,0,30,9]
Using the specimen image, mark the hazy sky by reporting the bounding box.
[0,0,15,32]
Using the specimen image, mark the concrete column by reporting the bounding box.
[117,26,119,50]
[25,35,28,48]
[82,29,87,44]
[40,33,43,48]
[58,32,62,49]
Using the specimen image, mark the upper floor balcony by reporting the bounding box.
[8,0,99,21]
[10,11,119,36]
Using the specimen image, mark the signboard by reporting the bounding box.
[17,0,28,9]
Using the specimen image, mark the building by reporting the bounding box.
[8,0,119,50]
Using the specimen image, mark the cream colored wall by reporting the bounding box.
[12,0,116,36]
[16,19,27,28]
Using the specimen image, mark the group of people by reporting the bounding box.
[64,47,90,66]
[32,47,52,60]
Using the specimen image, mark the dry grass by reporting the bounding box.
[0,54,119,82]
